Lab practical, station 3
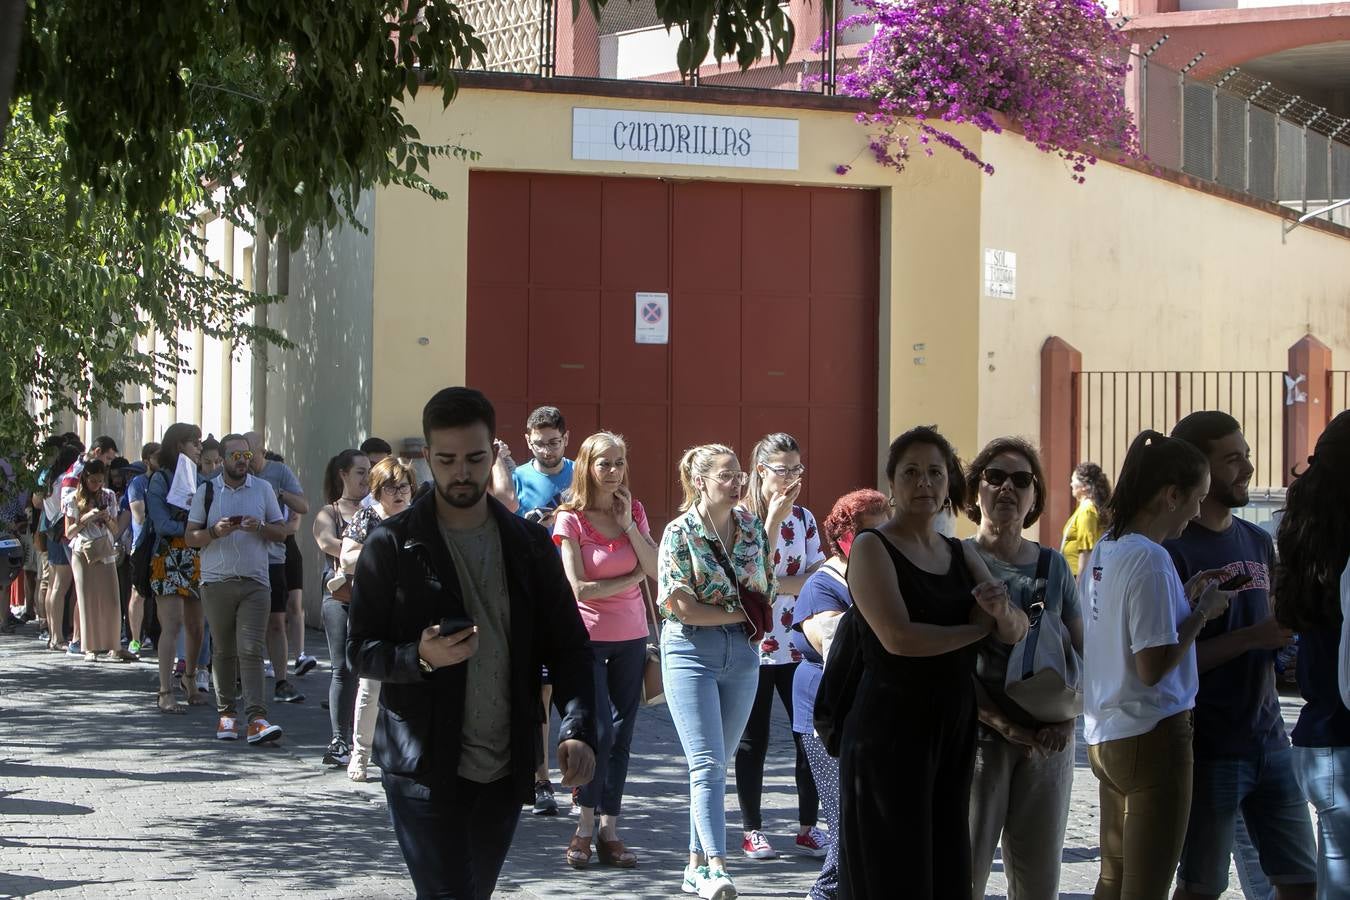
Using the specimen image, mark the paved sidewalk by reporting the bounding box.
[1,622,1268,898]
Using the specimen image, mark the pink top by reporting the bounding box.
[552,501,651,643]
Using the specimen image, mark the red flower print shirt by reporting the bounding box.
[758,505,825,665]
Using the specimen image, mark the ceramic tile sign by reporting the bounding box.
[984,248,1017,300]
[574,107,799,170]
[635,292,669,345]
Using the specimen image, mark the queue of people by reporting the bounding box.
[4,391,1348,900]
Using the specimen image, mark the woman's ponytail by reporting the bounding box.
[1106,430,1207,533]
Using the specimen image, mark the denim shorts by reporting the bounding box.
[1178,745,1318,894]
[46,536,70,566]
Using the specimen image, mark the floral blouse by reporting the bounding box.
[658,506,776,623]
[761,505,826,664]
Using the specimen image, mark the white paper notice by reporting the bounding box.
[984,249,1017,299]
[635,292,669,345]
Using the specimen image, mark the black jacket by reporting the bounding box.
[346,491,596,802]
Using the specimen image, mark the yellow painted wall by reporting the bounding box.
[371,86,987,475]
[366,83,1350,485]
[977,132,1350,460]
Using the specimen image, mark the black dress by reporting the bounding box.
[837,530,978,900]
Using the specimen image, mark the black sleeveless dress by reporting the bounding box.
[837,530,978,900]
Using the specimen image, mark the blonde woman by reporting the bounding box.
[64,460,134,662]
[552,432,659,870]
[659,444,775,900]
[340,457,417,781]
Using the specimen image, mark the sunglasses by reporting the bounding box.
[227,451,254,462]
[983,468,1035,490]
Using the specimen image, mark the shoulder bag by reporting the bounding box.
[1004,547,1084,723]
[638,578,665,707]
[327,503,353,602]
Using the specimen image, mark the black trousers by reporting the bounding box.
[735,662,820,831]
[384,773,521,899]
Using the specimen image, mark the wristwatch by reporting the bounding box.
[418,656,434,674]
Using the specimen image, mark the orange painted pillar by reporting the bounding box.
[1285,335,1333,485]
[1040,337,1082,546]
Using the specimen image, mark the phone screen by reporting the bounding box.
[1218,573,1253,592]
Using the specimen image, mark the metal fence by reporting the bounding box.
[1137,55,1350,226]
[1072,370,1287,490]
[461,0,848,94]
[1330,371,1350,418]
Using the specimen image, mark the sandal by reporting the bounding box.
[596,837,638,868]
[182,673,209,705]
[565,833,593,869]
[157,690,185,714]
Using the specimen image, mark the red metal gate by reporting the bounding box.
[466,172,880,528]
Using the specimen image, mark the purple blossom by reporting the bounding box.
[832,0,1139,181]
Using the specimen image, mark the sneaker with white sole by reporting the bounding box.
[246,718,283,745]
[263,660,275,679]
[794,826,830,858]
[681,864,707,895]
[216,716,240,740]
[741,830,777,859]
[294,653,318,677]
[698,868,737,900]
[66,641,82,657]
[195,670,211,694]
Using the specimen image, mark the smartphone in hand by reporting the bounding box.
[438,616,475,636]
[1217,573,1253,592]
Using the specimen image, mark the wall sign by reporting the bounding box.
[635,292,669,344]
[574,108,799,170]
[984,249,1017,299]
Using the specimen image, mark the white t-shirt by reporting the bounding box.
[1083,533,1198,745]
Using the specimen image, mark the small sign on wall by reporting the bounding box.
[984,249,1017,299]
[635,292,669,344]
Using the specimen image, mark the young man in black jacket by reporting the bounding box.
[348,387,597,899]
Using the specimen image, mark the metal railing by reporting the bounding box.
[461,0,848,94]
[1072,370,1287,490]
[1136,54,1350,226]
[1329,371,1350,418]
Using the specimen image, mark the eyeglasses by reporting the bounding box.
[595,460,627,474]
[983,468,1036,490]
[529,438,565,451]
[381,483,414,497]
[763,464,806,478]
[708,471,749,487]
[227,451,254,462]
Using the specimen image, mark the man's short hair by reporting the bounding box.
[1171,411,1242,456]
[141,442,161,463]
[360,437,393,457]
[92,435,119,454]
[423,388,496,442]
[525,406,565,434]
[219,433,249,451]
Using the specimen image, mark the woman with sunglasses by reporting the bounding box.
[338,457,417,781]
[552,432,659,869]
[659,443,775,900]
[312,449,371,768]
[736,433,829,860]
[963,438,1083,900]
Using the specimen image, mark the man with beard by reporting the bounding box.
[347,387,596,899]
[1166,412,1317,900]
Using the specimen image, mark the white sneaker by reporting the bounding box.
[263,660,275,679]
[681,864,705,895]
[347,747,370,782]
[195,670,211,694]
[698,868,737,900]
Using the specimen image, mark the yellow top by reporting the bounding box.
[1061,498,1103,577]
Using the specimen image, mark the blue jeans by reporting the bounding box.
[661,620,759,859]
[1293,745,1350,900]
[577,637,648,816]
[1178,746,1318,894]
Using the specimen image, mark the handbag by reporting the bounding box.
[705,529,773,644]
[813,604,865,757]
[638,579,664,707]
[1004,547,1084,723]
[327,503,353,602]
[76,530,115,564]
